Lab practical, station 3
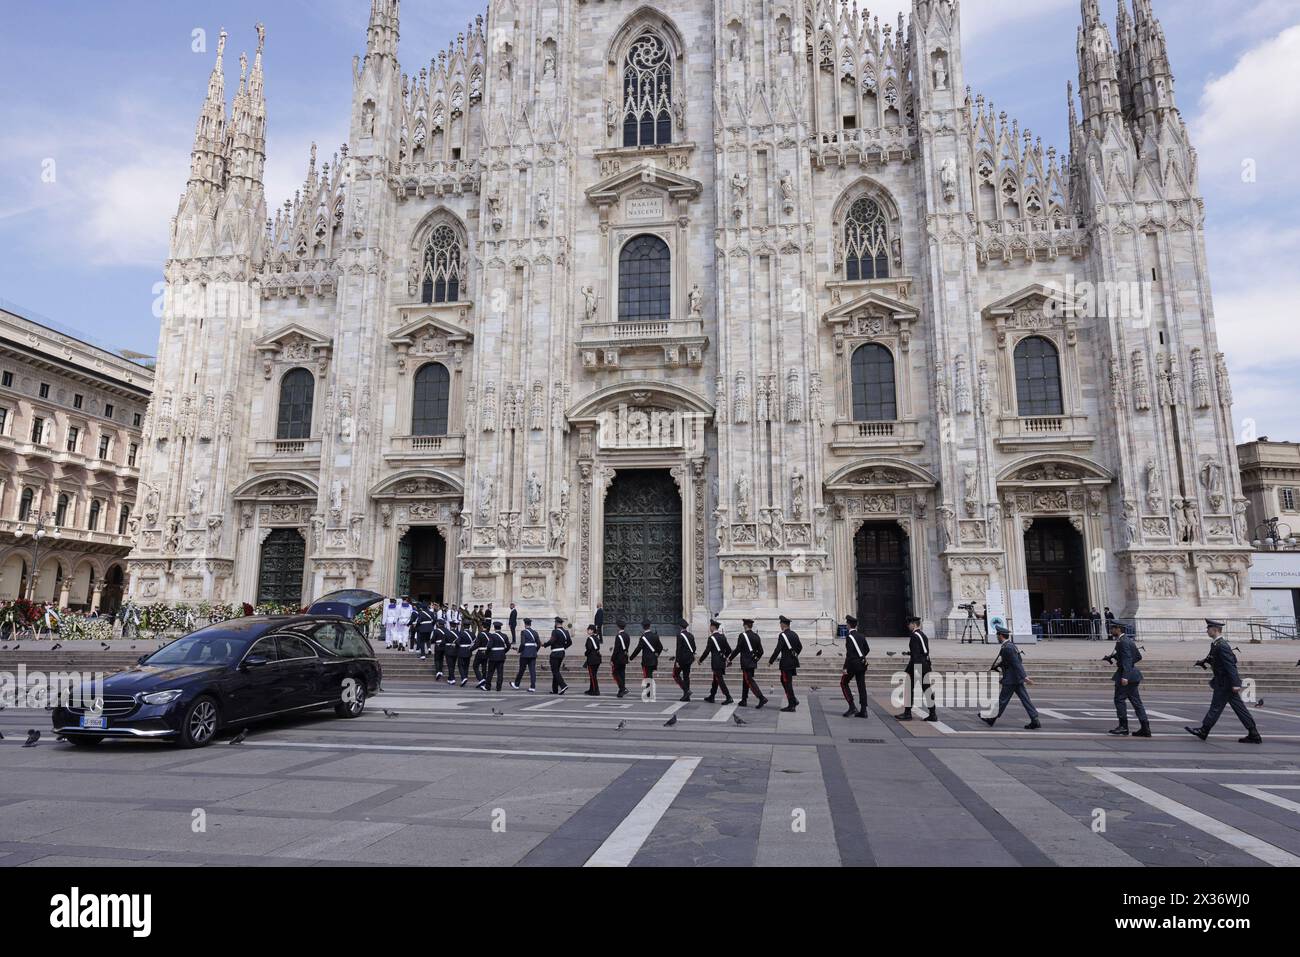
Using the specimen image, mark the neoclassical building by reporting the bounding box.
[0,304,151,612]
[130,0,1254,636]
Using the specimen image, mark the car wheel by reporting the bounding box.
[334,678,367,718]
[68,736,104,747]
[179,696,220,748]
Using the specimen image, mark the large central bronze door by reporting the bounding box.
[602,469,682,632]
[256,528,306,606]
[854,522,911,637]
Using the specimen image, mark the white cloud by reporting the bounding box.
[1192,24,1300,200]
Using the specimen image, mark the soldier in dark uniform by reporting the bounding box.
[413,601,436,659]
[543,616,572,695]
[898,615,937,722]
[629,619,663,692]
[594,603,605,639]
[731,617,767,708]
[431,612,449,680]
[982,624,1041,729]
[840,614,870,718]
[472,622,491,689]
[768,615,803,712]
[700,619,734,704]
[583,624,603,696]
[1107,621,1151,737]
[508,603,519,644]
[511,617,541,692]
[610,620,631,698]
[454,620,475,687]
[1186,619,1262,743]
[485,621,510,691]
[672,617,697,702]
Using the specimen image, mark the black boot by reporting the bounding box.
[1185,726,1208,741]
[981,716,996,727]
[755,698,767,709]
[842,706,857,717]
[1108,726,1130,736]
[925,710,939,722]
[856,709,868,719]
[1133,726,1152,737]
[896,710,913,722]
[1240,732,1263,744]
[1025,719,1041,730]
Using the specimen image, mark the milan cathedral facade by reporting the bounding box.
[129,0,1253,637]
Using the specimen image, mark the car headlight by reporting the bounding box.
[140,690,183,705]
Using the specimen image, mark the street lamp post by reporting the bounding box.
[1251,516,1297,552]
[12,511,61,602]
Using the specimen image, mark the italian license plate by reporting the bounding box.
[79,715,106,730]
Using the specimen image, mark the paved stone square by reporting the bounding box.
[2,678,1299,867]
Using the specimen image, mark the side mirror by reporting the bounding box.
[241,655,269,671]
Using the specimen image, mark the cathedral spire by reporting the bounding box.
[1130,0,1179,128]
[365,0,401,63]
[188,28,228,190]
[227,24,267,192]
[1075,0,1122,136]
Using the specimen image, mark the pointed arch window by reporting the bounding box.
[851,343,897,422]
[1014,336,1064,417]
[618,235,671,323]
[412,362,451,437]
[845,197,890,280]
[276,368,315,440]
[420,223,464,304]
[622,31,673,147]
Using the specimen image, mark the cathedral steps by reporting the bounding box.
[9,650,1300,693]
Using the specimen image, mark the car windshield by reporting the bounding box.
[145,631,245,666]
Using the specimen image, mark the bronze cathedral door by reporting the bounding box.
[602,469,683,632]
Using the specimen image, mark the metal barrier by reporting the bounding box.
[935,615,1299,642]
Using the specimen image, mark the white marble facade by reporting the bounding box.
[129,0,1255,635]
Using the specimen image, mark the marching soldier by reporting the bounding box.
[472,621,491,689]
[700,619,734,704]
[544,616,572,695]
[898,615,937,722]
[508,602,519,644]
[672,617,697,702]
[485,621,510,691]
[1186,619,1262,744]
[413,601,436,659]
[630,619,663,689]
[610,619,631,698]
[431,612,449,680]
[453,618,475,687]
[982,624,1041,729]
[730,618,768,709]
[1107,621,1151,737]
[511,617,541,692]
[768,615,803,712]
[583,624,603,695]
[840,614,870,719]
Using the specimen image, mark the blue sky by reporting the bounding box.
[0,0,1297,439]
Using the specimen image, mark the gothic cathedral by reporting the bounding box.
[129,0,1254,637]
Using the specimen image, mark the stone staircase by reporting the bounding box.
[11,647,1298,693]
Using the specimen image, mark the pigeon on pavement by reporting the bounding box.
[732,714,747,726]
[615,720,626,731]
[492,708,504,716]
[663,715,678,727]
[229,728,249,745]
[383,709,399,718]
[23,730,40,748]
